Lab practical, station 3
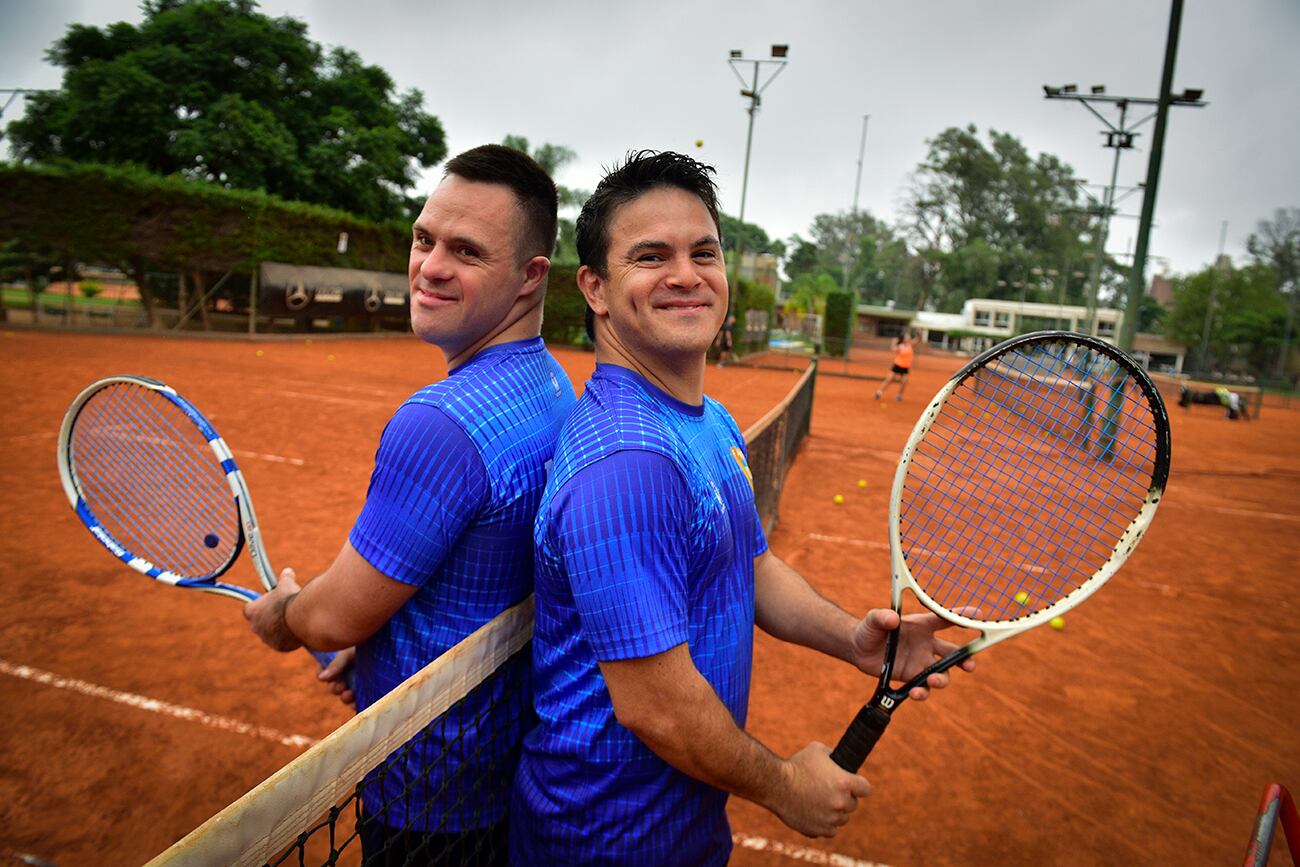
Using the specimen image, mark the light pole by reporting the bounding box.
[1043,74,1204,342]
[842,114,870,291]
[727,45,788,286]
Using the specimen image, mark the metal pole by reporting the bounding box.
[736,63,760,234]
[1086,102,1127,336]
[1121,0,1184,352]
[248,265,258,335]
[1198,220,1227,371]
[843,115,871,291]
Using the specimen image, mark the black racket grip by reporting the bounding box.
[830,704,892,772]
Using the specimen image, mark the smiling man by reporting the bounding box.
[244,144,576,865]
[511,150,973,865]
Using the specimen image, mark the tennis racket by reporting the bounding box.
[831,331,1171,771]
[57,374,350,685]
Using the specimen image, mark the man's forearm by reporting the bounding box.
[753,552,858,663]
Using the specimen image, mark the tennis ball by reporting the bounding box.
[255,349,264,357]
[203,533,219,548]
[833,494,844,505]
[305,338,313,346]
[857,479,867,489]
[695,139,704,147]
[1014,590,1029,604]
[327,354,336,361]
[1050,616,1065,630]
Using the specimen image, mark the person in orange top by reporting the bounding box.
[874,331,914,401]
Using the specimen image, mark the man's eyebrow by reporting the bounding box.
[410,224,492,253]
[622,235,721,258]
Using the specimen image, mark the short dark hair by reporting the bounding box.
[576,150,723,340]
[444,144,558,262]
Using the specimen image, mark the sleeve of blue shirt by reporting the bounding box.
[550,449,693,662]
[348,402,489,587]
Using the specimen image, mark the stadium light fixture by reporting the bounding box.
[771,44,788,58]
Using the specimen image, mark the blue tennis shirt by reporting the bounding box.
[348,336,576,833]
[512,363,767,865]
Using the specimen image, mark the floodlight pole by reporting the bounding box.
[727,47,788,287]
[1121,0,1190,353]
[1042,6,1204,346]
[840,114,871,291]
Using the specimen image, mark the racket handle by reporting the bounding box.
[830,704,892,772]
[306,648,356,692]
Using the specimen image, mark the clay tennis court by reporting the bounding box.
[1,329,1297,865]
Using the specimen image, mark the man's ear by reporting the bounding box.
[519,255,551,299]
[577,265,608,315]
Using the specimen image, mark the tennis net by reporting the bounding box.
[742,359,817,532]
[146,367,819,866]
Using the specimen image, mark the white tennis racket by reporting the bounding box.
[58,374,347,682]
[831,331,1171,771]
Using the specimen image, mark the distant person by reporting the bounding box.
[244,144,577,865]
[717,312,736,365]
[874,331,915,401]
[1178,384,1250,420]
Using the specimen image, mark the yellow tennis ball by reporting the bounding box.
[255,349,264,357]
[327,354,336,361]
[695,139,704,147]
[1014,590,1029,604]
[1050,616,1065,630]
[857,479,867,489]
[833,494,844,505]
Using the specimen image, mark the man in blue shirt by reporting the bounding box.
[245,144,577,865]
[513,150,974,865]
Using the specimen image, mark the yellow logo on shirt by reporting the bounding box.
[730,446,753,490]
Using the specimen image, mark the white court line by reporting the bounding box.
[0,431,56,444]
[234,449,305,466]
[1198,504,1300,523]
[732,833,890,867]
[809,533,888,550]
[0,658,316,749]
[270,389,394,408]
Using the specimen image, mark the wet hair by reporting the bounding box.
[576,150,722,340]
[444,144,558,262]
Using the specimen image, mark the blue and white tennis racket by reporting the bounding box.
[57,374,345,680]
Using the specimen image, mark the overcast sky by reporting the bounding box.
[3,0,1297,277]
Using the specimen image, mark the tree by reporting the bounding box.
[8,0,446,221]
[1165,263,1285,375]
[1246,207,1300,377]
[901,125,1091,311]
[501,134,589,264]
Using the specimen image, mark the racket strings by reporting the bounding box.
[73,389,233,575]
[70,384,238,578]
[76,390,236,577]
[899,340,1159,621]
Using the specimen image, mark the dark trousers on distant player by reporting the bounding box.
[360,818,509,866]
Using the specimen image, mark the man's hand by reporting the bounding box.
[319,646,356,707]
[851,609,976,700]
[767,743,871,838]
[243,567,305,652]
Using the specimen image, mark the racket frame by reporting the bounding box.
[831,331,1170,770]
[58,374,275,602]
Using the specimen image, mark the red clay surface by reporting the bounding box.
[0,330,1297,866]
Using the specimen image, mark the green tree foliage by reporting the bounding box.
[1246,207,1300,377]
[1,161,408,325]
[720,213,783,260]
[8,0,446,221]
[1165,263,1284,375]
[501,134,589,264]
[899,125,1093,311]
[823,290,856,357]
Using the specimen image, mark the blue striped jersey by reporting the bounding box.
[348,336,576,832]
[512,363,766,866]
